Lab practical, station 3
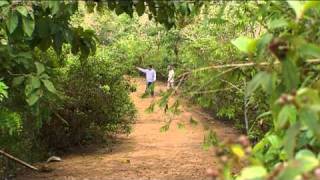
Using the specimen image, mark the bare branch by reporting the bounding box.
[178,59,320,78]
[188,87,234,95]
[0,150,39,172]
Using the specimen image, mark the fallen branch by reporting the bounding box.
[243,80,249,135]
[0,150,39,172]
[187,87,234,95]
[181,67,239,94]
[53,111,69,126]
[219,78,243,92]
[173,73,188,94]
[179,58,320,78]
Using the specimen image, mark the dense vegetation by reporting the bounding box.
[0,1,138,176]
[1,1,320,179]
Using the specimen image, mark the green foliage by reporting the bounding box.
[0,108,22,136]
[177,122,185,129]
[168,100,182,115]
[39,49,136,149]
[202,130,218,150]
[218,1,320,179]
[287,1,320,19]
[277,105,296,129]
[246,71,273,97]
[145,83,155,97]
[217,106,236,120]
[145,101,156,113]
[0,80,8,101]
[92,0,203,29]
[0,0,206,178]
[236,166,267,180]
[160,122,171,133]
[189,117,198,126]
[231,37,257,54]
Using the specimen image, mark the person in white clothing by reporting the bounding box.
[136,65,156,96]
[167,65,174,89]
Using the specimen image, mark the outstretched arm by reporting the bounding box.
[136,67,147,73]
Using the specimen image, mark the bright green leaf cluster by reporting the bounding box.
[0,80,8,102]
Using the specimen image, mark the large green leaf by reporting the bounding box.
[287,1,320,19]
[282,59,299,91]
[246,71,271,97]
[299,43,320,58]
[261,72,274,94]
[48,1,60,15]
[42,79,57,94]
[268,18,289,30]
[31,76,41,89]
[256,33,273,55]
[283,123,300,159]
[26,90,41,106]
[236,166,267,180]
[277,149,319,180]
[295,149,319,172]
[296,88,320,108]
[0,0,9,7]
[252,137,267,153]
[299,108,320,139]
[267,135,281,149]
[277,105,297,129]
[22,17,35,37]
[25,76,41,96]
[231,36,257,54]
[24,83,33,97]
[6,11,19,34]
[256,111,272,120]
[40,73,50,80]
[17,6,28,17]
[276,160,302,180]
[12,76,25,87]
[35,62,45,75]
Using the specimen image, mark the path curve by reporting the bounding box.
[18,78,239,180]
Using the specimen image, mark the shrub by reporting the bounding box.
[40,50,136,151]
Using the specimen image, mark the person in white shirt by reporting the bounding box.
[136,65,157,96]
[167,65,174,89]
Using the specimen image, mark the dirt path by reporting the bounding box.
[19,78,239,180]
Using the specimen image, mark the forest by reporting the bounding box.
[1,0,320,180]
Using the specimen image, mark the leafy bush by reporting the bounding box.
[206,1,320,179]
[40,49,136,150]
[0,0,200,178]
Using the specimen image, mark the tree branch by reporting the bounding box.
[178,59,320,78]
[0,150,39,172]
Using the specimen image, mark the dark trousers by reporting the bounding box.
[146,82,154,96]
